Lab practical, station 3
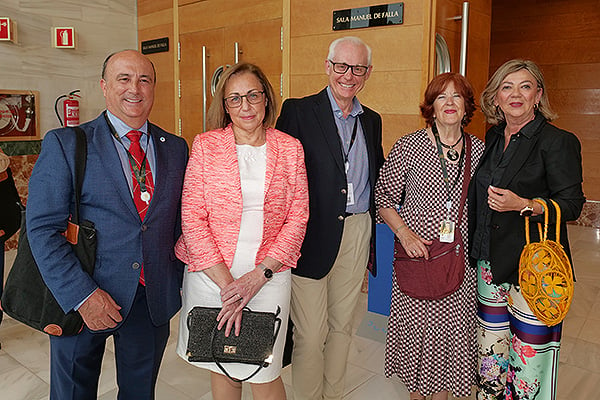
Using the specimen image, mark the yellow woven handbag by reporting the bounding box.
[519,199,574,326]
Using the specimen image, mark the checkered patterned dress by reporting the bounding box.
[375,129,484,397]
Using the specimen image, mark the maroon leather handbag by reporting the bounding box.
[392,134,472,300]
[393,238,465,300]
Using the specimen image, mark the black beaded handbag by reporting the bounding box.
[186,305,281,382]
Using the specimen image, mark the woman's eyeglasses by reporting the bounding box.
[224,90,265,108]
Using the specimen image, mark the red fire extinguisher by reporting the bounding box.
[54,90,81,127]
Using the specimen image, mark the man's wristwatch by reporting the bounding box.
[520,199,534,217]
[258,264,273,280]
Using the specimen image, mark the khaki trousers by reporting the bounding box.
[291,213,371,400]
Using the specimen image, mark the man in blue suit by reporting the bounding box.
[27,50,188,399]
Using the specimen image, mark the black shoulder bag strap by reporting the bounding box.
[73,127,87,227]
[69,127,96,274]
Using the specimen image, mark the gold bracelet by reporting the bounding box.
[394,224,406,233]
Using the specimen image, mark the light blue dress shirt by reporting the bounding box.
[326,87,370,214]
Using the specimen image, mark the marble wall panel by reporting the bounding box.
[2,153,37,251]
[571,201,600,229]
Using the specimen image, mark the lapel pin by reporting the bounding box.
[160,136,165,142]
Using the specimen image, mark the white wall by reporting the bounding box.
[0,0,137,137]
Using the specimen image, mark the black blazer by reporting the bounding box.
[276,88,385,279]
[468,115,585,285]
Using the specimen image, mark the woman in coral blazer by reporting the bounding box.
[175,63,308,400]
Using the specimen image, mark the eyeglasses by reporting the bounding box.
[224,90,265,108]
[328,60,369,77]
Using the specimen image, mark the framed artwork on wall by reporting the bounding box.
[0,90,40,141]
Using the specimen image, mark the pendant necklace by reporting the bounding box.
[104,112,152,204]
[440,132,463,161]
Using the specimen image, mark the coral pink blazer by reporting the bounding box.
[175,125,309,272]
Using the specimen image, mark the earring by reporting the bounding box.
[534,103,539,111]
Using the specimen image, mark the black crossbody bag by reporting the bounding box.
[1,127,97,336]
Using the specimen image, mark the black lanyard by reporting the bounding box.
[432,122,465,216]
[341,118,358,169]
[104,112,150,193]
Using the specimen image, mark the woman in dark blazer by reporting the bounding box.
[469,59,585,400]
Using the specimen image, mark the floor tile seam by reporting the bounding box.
[1,351,50,387]
[343,373,379,398]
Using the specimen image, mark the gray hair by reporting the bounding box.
[327,36,372,66]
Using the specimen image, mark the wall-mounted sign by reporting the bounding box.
[333,2,404,31]
[0,90,40,141]
[141,37,169,55]
[52,27,75,49]
[0,17,16,42]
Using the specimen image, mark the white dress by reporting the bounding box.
[176,143,291,383]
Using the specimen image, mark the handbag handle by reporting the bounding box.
[524,198,562,244]
[210,306,282,383]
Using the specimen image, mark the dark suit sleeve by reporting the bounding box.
[536,130,585,223]
[26,131,98,313]
[373,112,385,173]
[276,100,300,139]
[173,140,190,243]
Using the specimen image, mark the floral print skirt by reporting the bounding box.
[476,260,563,400]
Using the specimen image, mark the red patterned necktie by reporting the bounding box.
[126,130,154,285]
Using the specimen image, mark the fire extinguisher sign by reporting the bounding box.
[52,27,75,49]
[0,17,14,42]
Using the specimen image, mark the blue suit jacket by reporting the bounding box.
[27,113,188,328]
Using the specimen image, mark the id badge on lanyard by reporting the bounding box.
[439,201,455,242]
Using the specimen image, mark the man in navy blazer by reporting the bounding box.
[276,37,384,400]
[27,50,188,399]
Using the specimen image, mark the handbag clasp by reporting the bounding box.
[223,345,237,354]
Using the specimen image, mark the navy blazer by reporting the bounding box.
[27,113,188,328]
[276,88,385,279]
[468,115,585,285]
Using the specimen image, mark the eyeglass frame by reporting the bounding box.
[223,90,266,108]
[327,60,370,77]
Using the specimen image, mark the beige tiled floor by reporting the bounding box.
[1,224,599,399]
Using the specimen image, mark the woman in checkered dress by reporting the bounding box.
[375,73,484,400]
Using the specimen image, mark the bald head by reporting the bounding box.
[102,50,156,82]
[100,50,156,129]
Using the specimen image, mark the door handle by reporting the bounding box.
[211,65,230,97]
[435,33,451,75]
[234,42,241,64]
[459,2,469,76]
